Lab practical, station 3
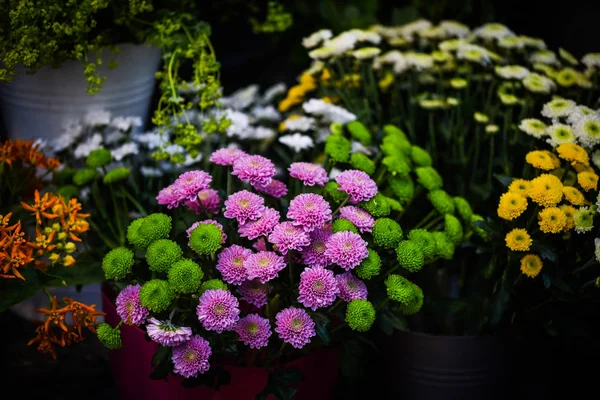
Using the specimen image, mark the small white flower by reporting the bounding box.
[567,106,597,125]
[591,149,600,169]
[221,85,260,111]
[251,105,280,121]
[248,126,276,140]
[400,19,432,39]
[302,29,333,49]
[303,60,325,76]
[80,187,91,202]
[351,141,373,155]
[279,133,314,152]
[582,53,600,68]
[373,50,408,74]
[473,23,514,40]
[518,118,547,139]
[573,114,600,148]
[456,43,491,65]
[595,238,600,263]
[224,109,251,138]
[545,124,576,147]
[520,36,547,49]
[329,167,343,180]
[52,120,83,152]
[73,133,103,158]
[522,73,555,94]
[104,130,126,145]
[495,65,530,80]
[530,50,558,65]
[541,98,576,119]
[404,52,434,70]
[164,144,185,156]
[439,20,470,38]
[111,116,142,131]
[302,99,356,124]
[183,153,203,166]
[351,47,381,60]
[261,83,287,104]
[133,131,166,150]
[316,128,330,144]
[111,142,139,161]
[140,166,163,177]
[84,109,111,126]
[282,116,315,132]
[33,138,48,151]
[497,36,525,49]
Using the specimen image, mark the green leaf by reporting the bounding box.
[256,367,303,400]
[182,365,231,389]
[489,280,511,326]
[542,273,551,289]
[312,312,331,346]
[149,357,173,381]
[0,268,53,312]
[339,339,363,378]
[378,309,408,335]
[151,346,171,367]
[494,174,513,187]
[533,241,558,263]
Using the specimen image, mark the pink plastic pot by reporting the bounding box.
[102,292,339,400]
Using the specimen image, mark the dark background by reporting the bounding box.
[2,0,600,398]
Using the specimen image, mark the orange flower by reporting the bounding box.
[21,190,59,225]
[27,325,64,360]
[36,296,71,332]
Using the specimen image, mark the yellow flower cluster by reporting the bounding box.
[498,142,599,278]
[278,73,317,112]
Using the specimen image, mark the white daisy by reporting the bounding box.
[140,166,163,177]
[251,105,281,121]
[582,53,600,68]
[84,109,111,126]
[473,23,515,40]
[111,116,142,131]
[302,29,333,49]
[111,142,139,161]
[52,120,83,152]
[282,116,315,132]
[495,65,530,80]
[439,20,470,38]
[530,50,558,65]
[591,149,600,169]
[302,99,356,124]
[518,118,547,139]
[540,98,576,119]
[522,73,555,94]
[352,47,381,60]
[404,52,434,70]
[545,124,576,147]
[220,85,259,111]
[567,106,596,125]
[73,133,103,159]
[261,83,287,104]
[278,133,314,152]
[573,114,600,148]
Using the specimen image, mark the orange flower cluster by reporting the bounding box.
[1,191,90,280]
[28,296,105,359]
[0,139,60,170]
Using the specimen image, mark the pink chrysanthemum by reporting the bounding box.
[187,220,227,244]
[224,190,266,224]
[146,318,193,346]
[336,272,368,302]
[210,148,248,166]
[253,237,269,252]
[268,221,311,255]
[239,207,280,240]
[287,194,332,233]
[275,307,316,349]
[339,206,375,233]
[196,189,222,214]
[174,170,213,202]
[335,169,378,204]
[244,251,287,283]
[196,289,240,333]
[298,266,339,311]
[234,314,272,349]
[288,162,328,187]
[232,155,276,186]
[156,184,180,209]
[239,279,269,307]
[324,231,369,270]
[253,179,288,198]
[172,335,212,378]
[216,245,253,285]
[116,284,149,326]
[301,227,333,268]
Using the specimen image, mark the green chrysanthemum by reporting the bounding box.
[428,190,456,214]
[383,156,411,177]
[86,148,112,168]
[139,279,175,312]
[407,229,437,259]
[383,124,409,141]
[355,248,381,280]
[73,168,98,186]
[398,284,423,316]
[346,120,372,146]
[168,258,204,294]
[189,223,223,255]
[332,218,359,234]
[146,239,183,273]
[470,214,488,239]
[102,247,134,280]
[103,167,131,184]
[432,231,455,260]
[360,193,390,217]
[137,213,172,244]
[383,196,403,212]
[395,240,425,273]
[325,182,349,203]
[126,218,151,249]
[415,167,443,191]
[372,218,403,249]
[384,274,415,303]
[350,152,376,175]
[325,135,351,163]
[381,136,411,157]
[388,175,415,203]
[53,167,76,186]
[444,214,463,244]
[410,145,433,167]
[199,279,228,294]
[345,299,376,332]
[96,323,122,350]
[453,196,473,221]
[57,185,79,200]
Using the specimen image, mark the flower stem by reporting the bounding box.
[332,196,350,217]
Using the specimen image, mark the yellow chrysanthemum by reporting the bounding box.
[538,207,567,233]
[559,204,577,231]
[573,162,593,174]
[556,143,590,166]
[508,179,531,196]
[525,150,560,170]
[505,228,533,251]
[321,68,332,82]
[562,186,586,206]
[497,192,528,220]
[529,174,564,207]
[520,254,543,278]
[577,171,599,191]
[299,73,317,90]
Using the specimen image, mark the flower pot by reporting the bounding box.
[102,291,339,400]
[381,330,514,400]
[0,43,161,141]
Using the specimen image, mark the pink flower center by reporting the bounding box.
[233,256,244,266]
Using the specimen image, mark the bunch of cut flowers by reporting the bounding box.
[482,97,600,338]
[96,115,478,388]
[0,138,103,359]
